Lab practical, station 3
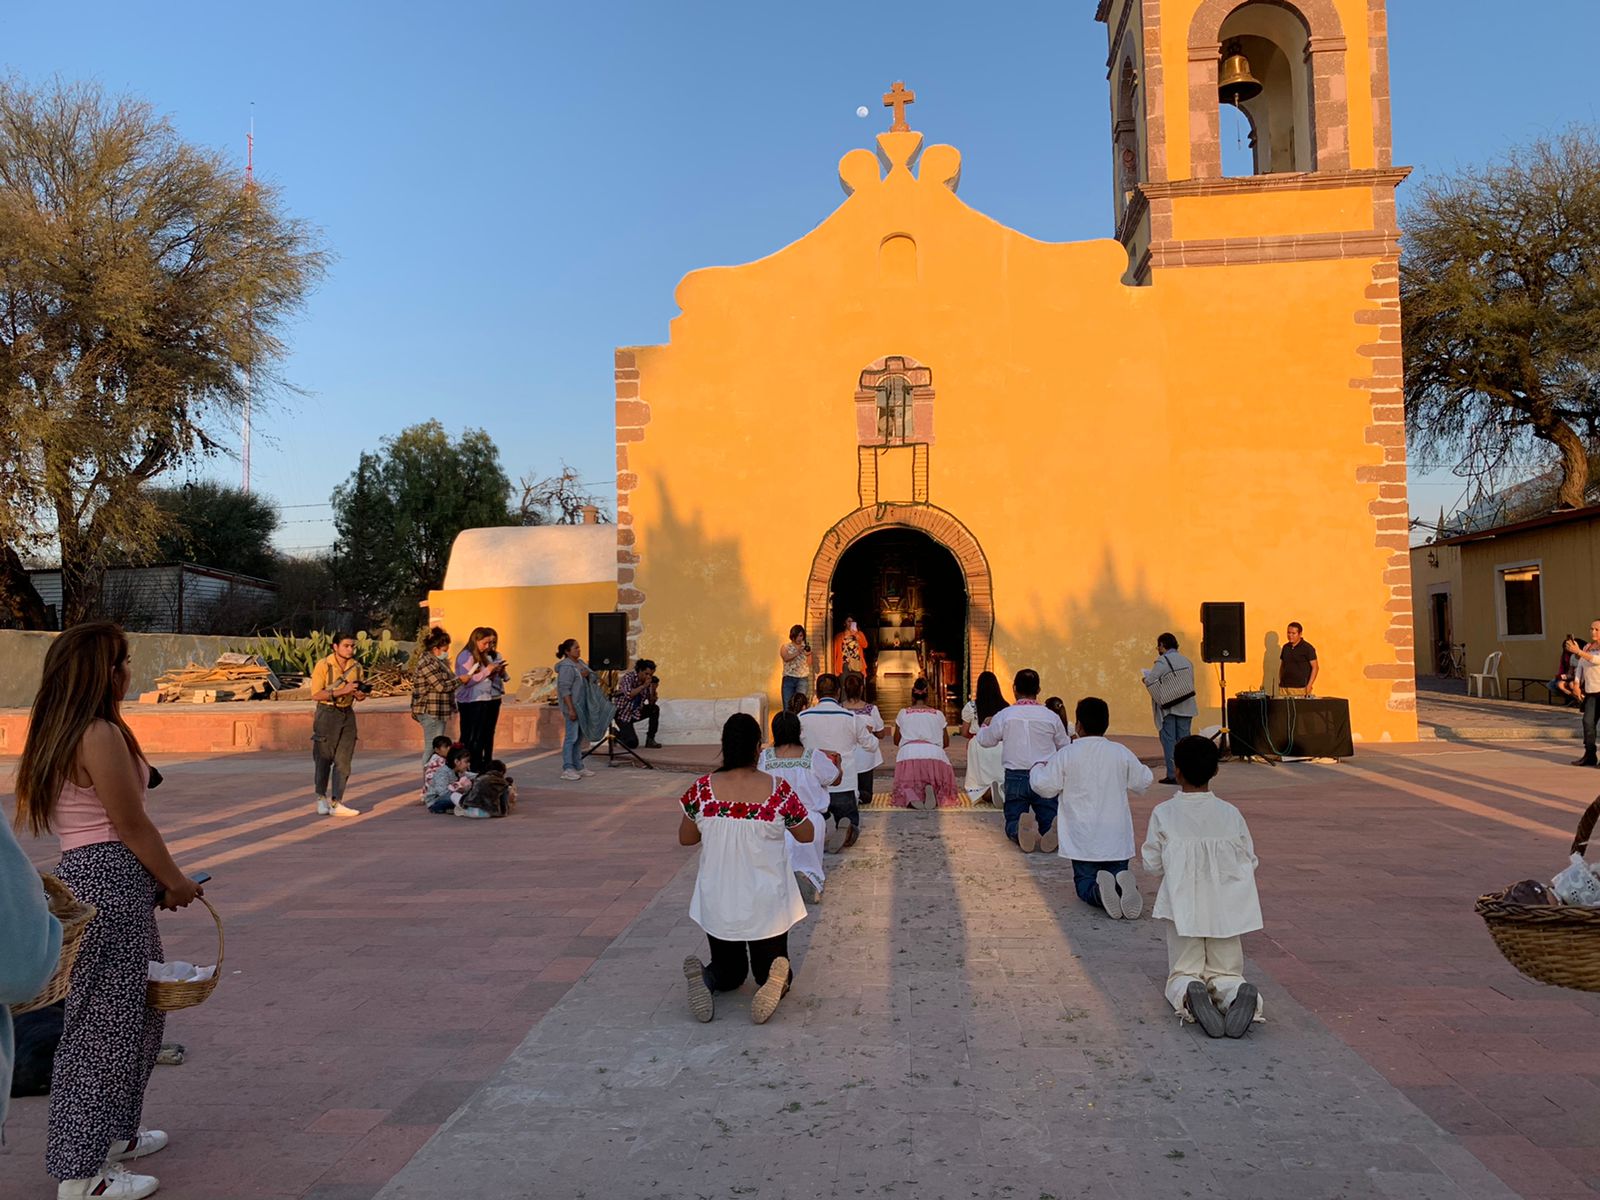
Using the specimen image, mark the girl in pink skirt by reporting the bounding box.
[891,678,961,809]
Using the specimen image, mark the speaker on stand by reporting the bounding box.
[1201,602,1245,759]
[581,612,652,769]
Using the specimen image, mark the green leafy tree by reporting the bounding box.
[0,78,326,626]
[146,481,280,578]
[1401,127,1600,510]
[331,421,517,624]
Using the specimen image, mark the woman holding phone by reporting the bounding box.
[13,622,205,1200]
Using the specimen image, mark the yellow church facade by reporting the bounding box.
[607,0,1416,742]
[430,0,1416,741]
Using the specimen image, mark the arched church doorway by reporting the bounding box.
[805,504,994,723]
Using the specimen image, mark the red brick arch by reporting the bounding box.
[1186,0,1350,177]
[805,504,994,696]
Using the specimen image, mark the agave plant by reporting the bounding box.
[230,630,411,676]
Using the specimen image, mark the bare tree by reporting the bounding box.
[0,79,326,625]
[1401,128,1600,510]
[517,466,611,525]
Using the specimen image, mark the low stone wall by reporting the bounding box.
[0,630,265,709]
[0,699,566,756]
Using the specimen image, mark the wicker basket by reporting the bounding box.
[10,874,98,1017]
[1477,796,1600,992]
[146,896,224,1012]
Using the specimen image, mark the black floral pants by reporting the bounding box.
[47,842,165,1182]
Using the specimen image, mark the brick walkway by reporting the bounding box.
[4,736,1599,1198]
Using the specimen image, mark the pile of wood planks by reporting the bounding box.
[143,654,282,704]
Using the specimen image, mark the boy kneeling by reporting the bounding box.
[1141,736,1263,1038]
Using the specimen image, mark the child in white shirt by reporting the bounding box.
[1140,735,1264,1038]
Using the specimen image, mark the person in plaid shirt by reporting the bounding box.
[411,627,459,762]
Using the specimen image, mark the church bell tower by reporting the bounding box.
[1095,0,1404,286]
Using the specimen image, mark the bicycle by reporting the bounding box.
[1437,642,1467,679]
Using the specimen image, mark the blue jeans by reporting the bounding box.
[1159,714,1192,780]
[1072,858,1129,907]
[417,714,450,765]
[781,675,808,712]
[1002,769,1058,841]
[562,714,582,771]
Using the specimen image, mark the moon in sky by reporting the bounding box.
[855,106,869,118]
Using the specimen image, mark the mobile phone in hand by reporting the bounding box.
[191,871,212,886]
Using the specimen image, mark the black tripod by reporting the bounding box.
[582,670,654,769]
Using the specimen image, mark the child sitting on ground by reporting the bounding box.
[425,745,476,814]
[422,735,453,803]
[462,759,514,818]
[1140,735,1264,1038]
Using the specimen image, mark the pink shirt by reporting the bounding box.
[57,775,137,852]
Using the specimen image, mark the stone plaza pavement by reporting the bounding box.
[4,735,1600,1199]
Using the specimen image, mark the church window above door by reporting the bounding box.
[875,374,914,443]
[854,355,935,447]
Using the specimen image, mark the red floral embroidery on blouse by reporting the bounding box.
[679,776,808,828]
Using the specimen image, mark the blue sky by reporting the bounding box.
[8,1,1599,552]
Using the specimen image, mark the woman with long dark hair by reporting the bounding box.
[892,678,960,809]
[679,714,813,1025]
[839,671,885,813]
[961,670,1008,803]
[14,623,205,1200]
[454,627,508,774]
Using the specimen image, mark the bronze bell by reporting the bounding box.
[1218,45,1262,106]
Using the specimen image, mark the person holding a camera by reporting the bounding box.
[310,633,371,817]
[1142,633,1198,785]
[780,624,813,712]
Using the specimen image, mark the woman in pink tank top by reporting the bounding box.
[13,622,205,1200]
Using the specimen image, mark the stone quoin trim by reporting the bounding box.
[805,504,994,695]
[614,348,649,655]
[1352,237,1415,714]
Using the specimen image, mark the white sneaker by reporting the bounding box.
[108,1128,168,1162]
[579,768,596,777]
[315,797,331,816]
[59,1166,159,1199]
[327,801,361,818]
[560,769,582,781]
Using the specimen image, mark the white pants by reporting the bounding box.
[1163,925,1264,1021]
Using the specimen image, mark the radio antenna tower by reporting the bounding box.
[242,105,255,494]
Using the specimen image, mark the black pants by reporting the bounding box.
[856,768,875,810]
[616,703,660,749]
[311,705,357,801]
[1585,692,1600,757]
[1072,858,1129,907]
[460,699,502,773]
[706,932,790,991]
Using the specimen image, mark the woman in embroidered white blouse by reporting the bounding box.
[679,714,815,1026]
[1140,735,1264,1039]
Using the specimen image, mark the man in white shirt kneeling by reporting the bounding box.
[1029,696,1154,919]
[976,669,1070,852]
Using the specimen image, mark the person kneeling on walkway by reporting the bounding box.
[1140,736,1264,1038]
[976,668,1069,852]
[1029,696,1153,918]
[798,674,879,853]
[680,714,814,1025]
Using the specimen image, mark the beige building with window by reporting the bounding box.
[1411,505,1600,697]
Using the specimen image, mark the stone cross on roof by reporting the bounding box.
[883,81,916,132]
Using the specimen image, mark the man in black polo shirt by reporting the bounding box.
[1279,622,1319,697]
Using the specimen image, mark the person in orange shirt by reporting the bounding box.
[831,616,870,678]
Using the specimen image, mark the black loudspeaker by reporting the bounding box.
[587,612,629,670]
[1201,602,1245,664]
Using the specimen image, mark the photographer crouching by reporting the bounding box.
[615,659,662,750]
[310,633,372,817]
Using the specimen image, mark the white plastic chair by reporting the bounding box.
[1468,651,1503,698]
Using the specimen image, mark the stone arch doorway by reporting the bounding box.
[805,504,994,710]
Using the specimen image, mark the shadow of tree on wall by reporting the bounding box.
[1260,630,1282,694]
[637,481,778,699]
[992,546,1193,736]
